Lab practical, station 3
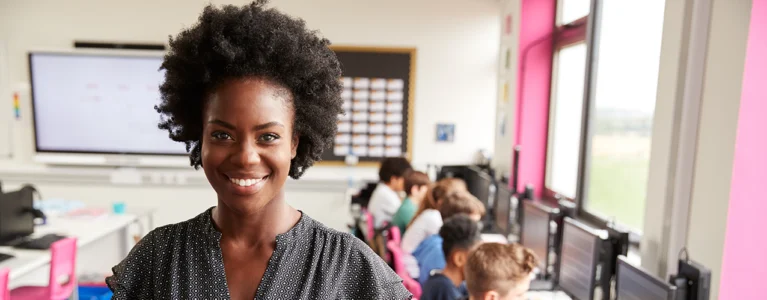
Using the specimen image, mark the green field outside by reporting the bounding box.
[586,156,648,231]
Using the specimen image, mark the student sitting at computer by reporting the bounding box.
[392,171,432,234]
[464,243,538,300]
[367,157,412,228]
[413,191,486,285]
[419,214,483,300]
[402,178,468,278]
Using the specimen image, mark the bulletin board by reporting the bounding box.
[320,46,415,165]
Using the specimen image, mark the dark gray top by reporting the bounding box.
[106,208,411,299]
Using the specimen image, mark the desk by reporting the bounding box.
[526,291,572,300]
[0,209,154,290]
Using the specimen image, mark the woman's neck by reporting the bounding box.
[212,190,301,247]
[442,265,464,287]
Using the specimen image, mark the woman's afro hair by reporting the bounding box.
[155,0,343,179]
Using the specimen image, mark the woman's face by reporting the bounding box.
[201,78,298,213]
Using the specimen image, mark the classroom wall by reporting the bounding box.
[642,1,752,296]
[685,0,751,296]
[0,0,502,232]
[0,0,501,167]
[718,0,765,298]
[492,0,521,178]
[512,0,554,195]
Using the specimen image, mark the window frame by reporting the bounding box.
[542,14,588,203]
[545,0,643,242]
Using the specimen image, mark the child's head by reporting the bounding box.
[465,243,539,300]
[439,190,486,222]
[404,170,432,201]
[439,214,483,275]
[408,178,468,229]
[378,157,413,192]
[429,178,468,209]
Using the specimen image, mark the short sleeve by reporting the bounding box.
[106,230,156,300]
[338,238,413,300]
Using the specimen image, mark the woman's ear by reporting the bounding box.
[291,134,299,159]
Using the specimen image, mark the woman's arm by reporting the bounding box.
[339,237,412,300]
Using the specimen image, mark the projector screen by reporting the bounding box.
[29,52,187,155]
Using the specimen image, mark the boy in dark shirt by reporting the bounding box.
[420,214,482,300]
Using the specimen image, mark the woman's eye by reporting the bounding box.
[259,133,280,142]
[211,131,232,140]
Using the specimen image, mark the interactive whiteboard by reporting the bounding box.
[29,52,186,156]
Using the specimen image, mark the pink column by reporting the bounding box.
[719,1,767,299]
[512,0,555,195]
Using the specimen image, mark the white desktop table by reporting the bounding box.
[0,209,154,291]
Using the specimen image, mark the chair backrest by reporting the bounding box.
[386,240,422,299]
[48,238,77,300]
[364,210,375,243]
[388,226,402,246]
[0,268,9,300]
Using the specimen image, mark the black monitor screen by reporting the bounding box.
[617,256,676,300]
[0,188,35,243]
[494,185,511,235]
[559,217,600,300]
[521,201,550,274]
[467,167,492,207]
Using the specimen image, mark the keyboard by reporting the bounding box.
[0,252,13,263]
[13,234,67,250]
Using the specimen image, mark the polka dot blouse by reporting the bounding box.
[106,207,412,299]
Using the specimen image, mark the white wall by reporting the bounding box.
[686,0,751,296]
[0,0,500,167]
[643,0,752,296]
[492,0,520,178]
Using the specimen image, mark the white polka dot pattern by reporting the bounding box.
[106,207,412,299]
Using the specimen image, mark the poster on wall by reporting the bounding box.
[321,46,415,164]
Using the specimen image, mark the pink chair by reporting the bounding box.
[388,226,402,246]
[387,240,422,299]
[11,238,77,300]
[0,268,9,300]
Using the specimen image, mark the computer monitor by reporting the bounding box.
[493,185,512,236]
[672,258,711,300]
[558,217,603,300]
[0,187,35,245]
[28,51,188,167]
[466,166,494,210]
[617,255,676,300]
[521,201,557,279]
[436,165,469,181]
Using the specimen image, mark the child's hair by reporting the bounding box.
[408,178,468,228]
[404,171,432,196]
[378,157,412,183]
[439,214,482,260]
[438,190,486,220]
[464,243,539,298]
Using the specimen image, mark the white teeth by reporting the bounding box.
[229,177,261,187]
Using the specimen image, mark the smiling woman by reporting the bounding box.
[104,1,411,299]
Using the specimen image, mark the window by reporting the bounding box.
[542,0,666,233]
[544,1,589,200]
[545,43,587,199]
[558,0,590,25]
[581,1,666,231]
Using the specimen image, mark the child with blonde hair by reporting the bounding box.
[464,243,539,300]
